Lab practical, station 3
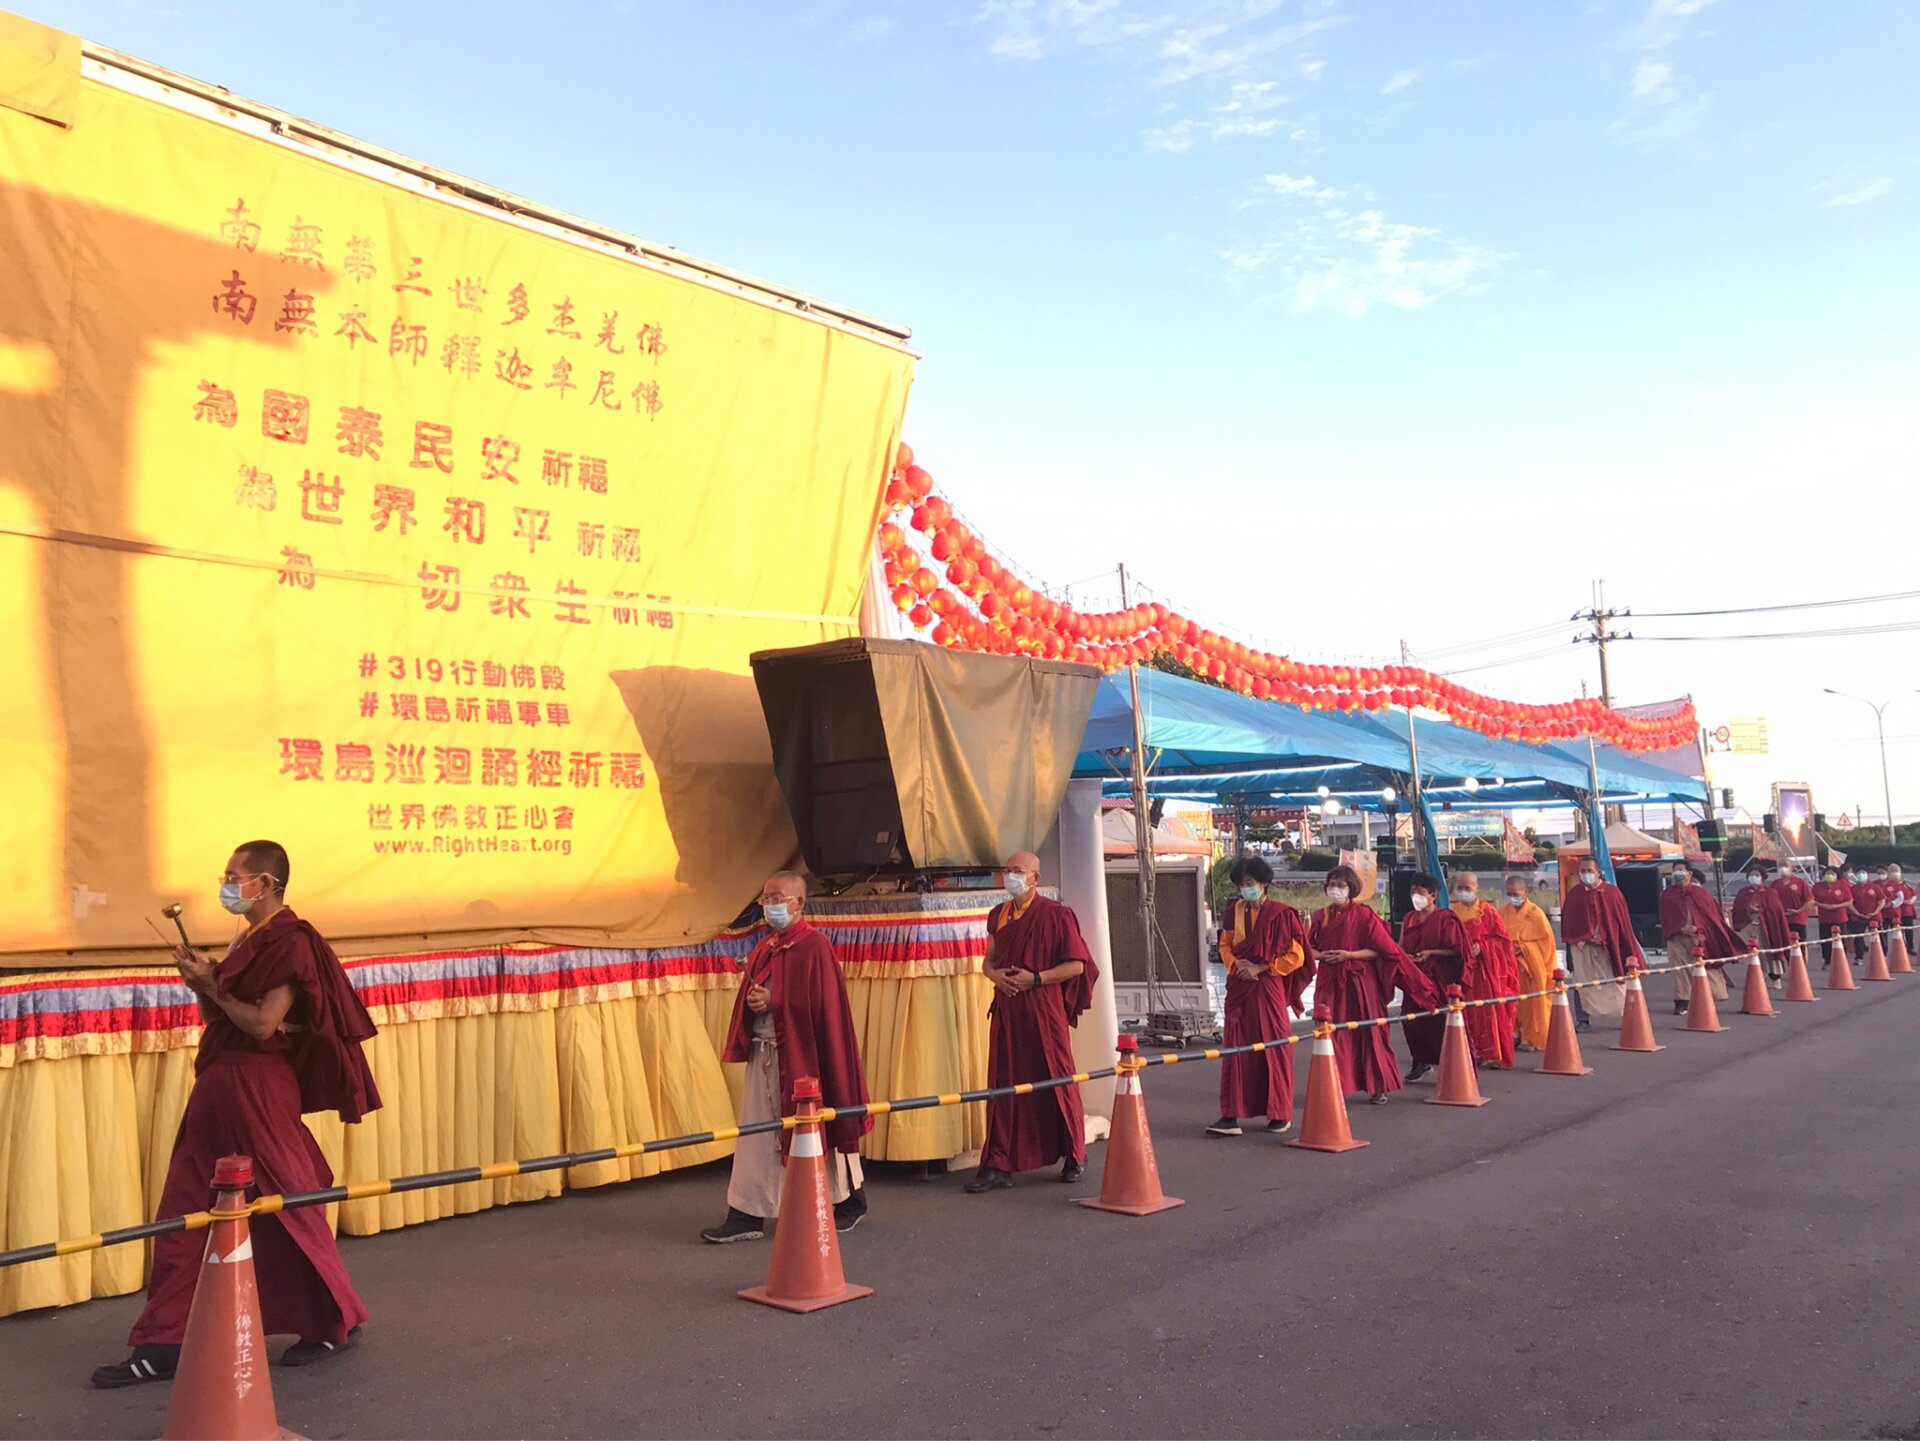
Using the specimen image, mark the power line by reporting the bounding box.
[1632,586,1920,620]
[1634,619,1920,643]
[1439,643,1574,677]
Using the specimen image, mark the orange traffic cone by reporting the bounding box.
[1828,936,1857,991]
[1426,986,1489,1107]
[738,1077,872,1314]
[1285,1009,1369,1153]
[1536,970,1594,1075]
[1781,944,1819,1003]
[1739,952,1777,1017]
[1890,930,1914,975]
[1612,966,1664,1052]
[1683,964,1724,1033]
[1862,932,1892,982]
[1081,1034,1184,1216]
[161,1155,295,1441]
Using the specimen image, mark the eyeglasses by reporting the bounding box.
[219,872,259,885]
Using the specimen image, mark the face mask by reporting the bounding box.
[1823,875,1837,884]
[1410,893,1431,912]
[1239,884,1264,903]
[1454,890,1476,904]
[763,902,794,930]
[1507,893,1526,907]
[1005,873,1031,898]
[1325,885,1349,903]
[1748,875,1763,886]
[1579,873,1598,887]
[218,880,251,914]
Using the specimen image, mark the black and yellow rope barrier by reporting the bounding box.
[0,927,1899,1272]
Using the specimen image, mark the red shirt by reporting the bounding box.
[1769,873,1812,922]
[1812,879,1853,926]
[1892,881,1917,918]
[1852,881,1886,920]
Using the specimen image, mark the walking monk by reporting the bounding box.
[1397,872,1467,1082]
[1561,860,1642,1020]
[1206,855,1310,1137]
[966,852,1099,1192]
[94,841,379,1389]
[1450,872,1519,1069]
[1731,866,1794,983]
[1502,875,1558,1052]
[1659,867,1739,1013]
[1308,864,1438,1105]
[701,871,870,1243]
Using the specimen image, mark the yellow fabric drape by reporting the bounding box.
[0,971,993,1317]
[1504,901,1558,1049]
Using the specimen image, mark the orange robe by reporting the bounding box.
[1502,900,1557,1050]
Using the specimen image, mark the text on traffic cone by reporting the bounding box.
[1426,987,1489,1107]
[1081,1034,1184,1216]
[161,1154,293,1441]
[738,1077,872,1314]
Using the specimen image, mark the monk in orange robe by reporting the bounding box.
[1501,875,1557,1052]
[1449,872,1519,1069]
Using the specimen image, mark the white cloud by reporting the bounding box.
[1224,177,1507,315]
[1447,52,1495,73]
[847,14,895,43]
[1609,0,1719,149]
[1820,175,1894,207]
[1381,68,1420,95]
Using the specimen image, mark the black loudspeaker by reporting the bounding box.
[1764,813,1778,835]
[1697,818,1726,855]
[1387,867,1418,928]
[1813,812,1826,832]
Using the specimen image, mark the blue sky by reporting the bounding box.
[23,0,1920,823]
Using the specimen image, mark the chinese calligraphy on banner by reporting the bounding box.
[0,54,914,959]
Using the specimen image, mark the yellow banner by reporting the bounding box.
[0,48,913,960]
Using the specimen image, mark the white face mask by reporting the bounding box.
[1507,893,1526,907]
[1325,885,1349,904]
[1579,872,1598,887]
[1005,872,1031,898]
[1410,893,1431,911]
[1454,889,1476,905]
[1748,875,1763,886]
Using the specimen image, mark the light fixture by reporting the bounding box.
[1322,798,1343,817]
[1493,776,1505,787]
[1380,786,1397,802]
[1464,776,1480,793]
[1316,784,1331,799]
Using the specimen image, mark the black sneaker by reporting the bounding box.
[1673,999,1689,1016]
[90,1344,179,1389]
[700,1207,766,1243]
[1059,1158,1086,1184]
[280,1324,362,1368]
[1265,1118,1293,1134]
[1205,1116,1243,1137]
[964,1167,1013,1193]
[1405,1062,1432,1082]
[833,1188,868,1234]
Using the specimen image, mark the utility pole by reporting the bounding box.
[1572,580,1632,824]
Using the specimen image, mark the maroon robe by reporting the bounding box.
[980,895,1097,1173]
[1217,898,1310,1119]
[1660,882,1743,962]
[721,921,871,1156]
[1398,905,1467,1066]
[1307,903,1438,1097]
[130,907,377,1347]
[1731,882,1794,954]
[1560,881,1644,974]
[1452,901,1519,1068]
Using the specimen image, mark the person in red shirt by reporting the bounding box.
[1811,866,1854,960]
[1769,864,1814,955]
[1888,863,1917,953]
[1849,869,1885,958]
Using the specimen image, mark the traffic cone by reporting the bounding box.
[1890,930,1914,975]
[738,1077,872,1314]
[1536,970,1593,1075]
[1610,966,1663,1052]
[1827,936,1857,991]
[1425,987,1489,1107]
[1080,1034,1184,1216]
[161,1155,296,1441]
[1285,1009,1369,1153]
[1781,944,1819,1003]
[1739,952,1777,1017]
[1862,932,1892,982]
[1683,965,1724,1033]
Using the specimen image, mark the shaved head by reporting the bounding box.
[762,871,807,902]
[1005,851,1040,875]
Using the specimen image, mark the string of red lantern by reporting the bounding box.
[875,445,1698,754]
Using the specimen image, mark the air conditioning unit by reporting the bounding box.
[1104,856,1213,1030]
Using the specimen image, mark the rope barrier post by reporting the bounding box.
[1285,1009,1369,1153]
[1426,986,1489,1108]
[1536,970,1594,1076]
[1781,943,1819,1003]
[1739,950,1778,1017]
[1080,1034,1184,1217]
[1683,960,1725,1034]
[738,1078,872,1314]
[161,1155,294,1441]
[1612,963,1665,1052]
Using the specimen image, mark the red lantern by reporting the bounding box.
[908,603,933,629]
[903,465,934,500]
[890,582,914,612]
[911,567,938,597]
[884,477,911,508]
[909,503,933,533]
[895,441,915,472]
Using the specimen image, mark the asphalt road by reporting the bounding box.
[5,978,1918,1440]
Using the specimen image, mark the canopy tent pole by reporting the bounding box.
[1586,734,1616,883]
[1405,709,1446,878]
[1118,563,1160,1013]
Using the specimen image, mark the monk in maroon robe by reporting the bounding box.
[1448,873,1519,1069]
[967,851,1098,1192]
[1732,868,1795,980]
[1307,864,1438,1103]
[1659,867,1743,1011]
[1397,872,1467,1080]
[1207,856,1310,1137]
[1561,864,1643,1021]
[702,871,871,1242]
[96,840,379,1389]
